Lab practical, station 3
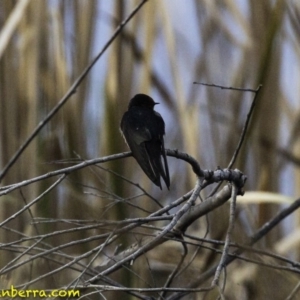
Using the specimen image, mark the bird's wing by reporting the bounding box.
[121,113,162,188]
[144,137,170,190]
[151,112,170,189]
[159,137,170,189]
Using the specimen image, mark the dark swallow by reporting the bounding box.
[120,94,170,189]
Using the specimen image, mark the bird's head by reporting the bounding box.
[128,94,159,110]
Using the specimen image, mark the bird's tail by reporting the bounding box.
[145,140,170,190]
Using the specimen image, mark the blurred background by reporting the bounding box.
[0,0,300,298]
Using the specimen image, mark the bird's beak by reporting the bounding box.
[154,102,160,105]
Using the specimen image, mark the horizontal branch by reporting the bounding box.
[193,82,261,93]
[0,152,132,196]
[0,150,246,196]
[166,149,247,190]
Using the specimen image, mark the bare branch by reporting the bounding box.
[88,184,231,284]
[227,84,262,168]
[193,82,260,93]
[212,184,238,289]
[167,196,300,300]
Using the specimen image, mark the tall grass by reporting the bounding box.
[0,0,299,298]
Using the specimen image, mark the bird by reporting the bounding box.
[120,94,170,189]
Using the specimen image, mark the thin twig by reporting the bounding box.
[285,280,300,300]
[166,149,203,177]
[212,184,237,289]
[208,84,262,197]
[193,82,259,93]
[0,152,132,195]
[227,84,262,168]
[73,285,213,293]
[160,237,188,299]
[93,164,165,210]
[0,175,66,229]
[19,190,58,286]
